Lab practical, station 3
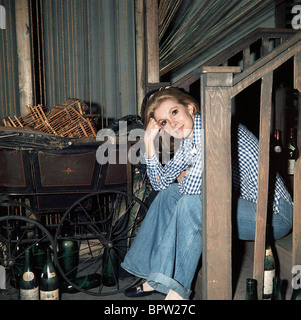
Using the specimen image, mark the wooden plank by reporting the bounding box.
[200,69,233,300]
[198,66,241,74]
[233,38,301,97]
[293,158,301,266]
[146,0,159,84]
[252,72,273,299]
[135,0,146,115]
[15,0,33,113]
[173,28,297,89]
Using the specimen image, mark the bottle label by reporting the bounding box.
[40,289,59,300]
[288,143,296,151]
[20,287,39,300]
[274,146,282,153]
[263,269,275,296]
[23,271,35,282]
[288,159,295,175]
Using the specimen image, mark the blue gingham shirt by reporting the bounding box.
[145,113,293,214]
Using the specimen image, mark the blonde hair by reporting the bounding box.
[143,87,199,129]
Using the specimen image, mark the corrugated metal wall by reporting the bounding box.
[0,0,20,117]
[0,0,137,126]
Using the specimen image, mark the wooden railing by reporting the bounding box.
[175,28,301,299]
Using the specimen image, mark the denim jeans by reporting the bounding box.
[121,183,293,299]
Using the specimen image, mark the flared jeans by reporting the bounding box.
[121,183,293,299]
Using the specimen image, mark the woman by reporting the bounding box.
[121,87,293,300]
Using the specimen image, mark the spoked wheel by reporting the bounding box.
[54,190,148,296]
[0,216,56,296]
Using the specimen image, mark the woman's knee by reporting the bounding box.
[176,194,202,224]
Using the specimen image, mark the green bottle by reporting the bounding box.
[245,278,258,300]
[61,273,102,294]
[271,276,282,300]
[10,221,25,288]
[263,227,275,300]
[291,288,301,300]
[102,246,118,287]
[19,248,39,300]
[31,227,46,278]
[40,248,59,300]
[58,233,79,280]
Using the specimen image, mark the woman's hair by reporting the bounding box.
[142,87,200,129]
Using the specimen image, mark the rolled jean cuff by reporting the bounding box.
[120,262,148,279]
[147,272,191,299]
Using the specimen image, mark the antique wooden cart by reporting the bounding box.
[0,125,150,297]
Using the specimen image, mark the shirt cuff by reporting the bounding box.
[144,152,159,167]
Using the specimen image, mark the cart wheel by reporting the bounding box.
[0,215,56,296]
[54,190,148,296]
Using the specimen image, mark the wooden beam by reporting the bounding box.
[293,51,301,267]
[293,158,301,267]
[200,67,237,300]
[15,0,33,113]
[146,0,159,84]
[135,0,146,115]
[252,72,273,299]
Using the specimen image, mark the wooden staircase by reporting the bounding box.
[174,29,301,300]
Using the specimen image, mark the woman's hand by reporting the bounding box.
[144,118,161,158]
[177,170,187,182]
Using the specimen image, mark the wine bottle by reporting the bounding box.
[40,248,59,300]
[291,288,301,300]
[58,231,79,280]
[273,130,283,157]
[271,276,282,300]
[10,221,25,288]
[19,248,39,300]
[287,127,299,176]
[102,246,118,287]
[245,278,258,300]
[32,226,46,278]
[263,227,275,300]
[61,273,102,294]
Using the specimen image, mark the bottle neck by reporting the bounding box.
[24,248,30,271]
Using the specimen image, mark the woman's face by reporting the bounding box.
[153,98,195,139]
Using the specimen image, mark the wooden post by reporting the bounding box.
[252,72,273,299]
[135,0,146,115]
[294,51,301,151]
[146,0,159,84]
[293,51,301,267]
[199,66,240,300]
[293,158,301,267]
[15,0,33,113]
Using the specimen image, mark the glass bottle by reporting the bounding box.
[245,278,258,300]
[273,130,283,157]
[19,248,39,300]
[263,227,275,300]
[58,230,79,280]
[31,226,46,278]
[10,221,25,288]
[287,127,299,176]
[271,276,282,300]
[291,288,301,300]
[40,248,59,300]
[61,273,102,294]
[102,246,118,287]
